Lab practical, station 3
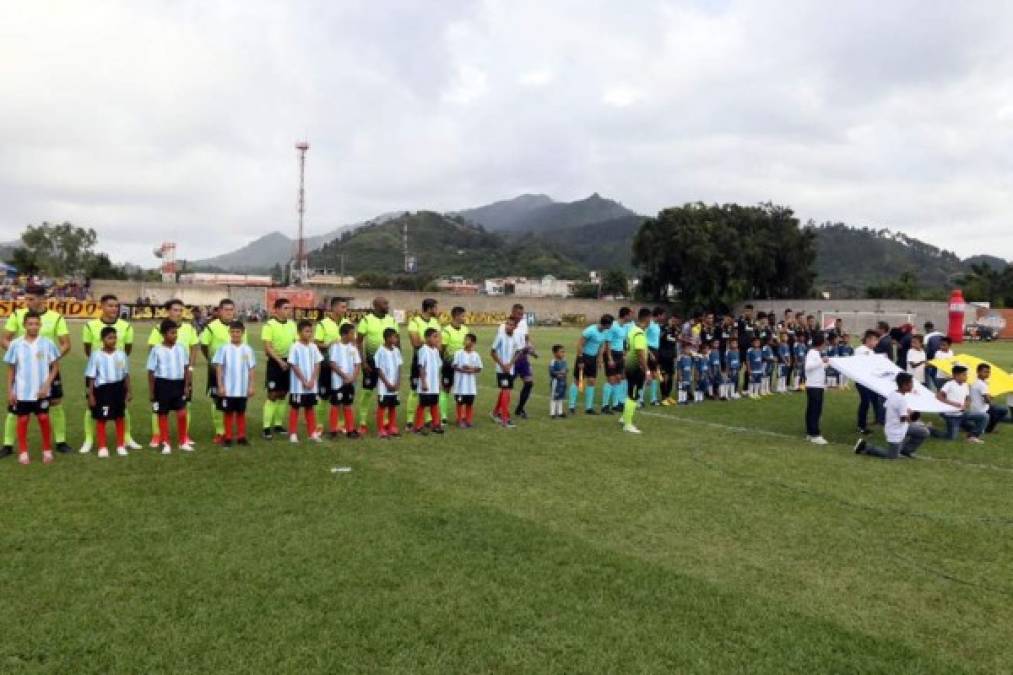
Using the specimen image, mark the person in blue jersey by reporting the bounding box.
[676,341,695,405]
[146,320,193,455]
[746,336,766,399]
[760,338,775,396]
[707,338,725,400]
[602,307,631,414]
[287,320,324,444]
[693,343,711,403]
[776,335,792,394]
[85,326,131,458]
[4,312,60,465]
[824,333,839,389]
[568,314,613,415]
[549,344,568,418]
[213,321,257,448]
[792,336,809,390]
[724,337,742,400]
[641,307,665,406]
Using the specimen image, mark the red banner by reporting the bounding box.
[266,288,316,310]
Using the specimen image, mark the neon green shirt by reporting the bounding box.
[82,317,134,351]
[441,323,469,358]
[314,316,353,349]
[200,318,247,359]
[5,308,69,342]
[626,325,647,369]
[357,313,398,358]
[148,321,199,350]
[261,318,298,359]
[408,315,441,351]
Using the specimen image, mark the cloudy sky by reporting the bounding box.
[2,0,1012,263]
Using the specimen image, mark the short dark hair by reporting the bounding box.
[424,327,438,339]
[164,298,183,310]
[100,294,118,304]
[924,321,934,330]
[297,319,313,331]
[977,363,991,375]
[330,296,348,308]
[863,330,878,341]
[100,326,117,339]
[652,306,666,318]
[877,320,890,332]
[812,333,825,347]
[451,306,466,317]
[618,306,632,319]
[638,307,652,321]
[952,364,968,375]
[339,323,354,337]
[744,304,754,310]
[599,314,614,327]
[552,344,564,353]
[25,285,45,296]
[422,298,438,312]
[941,337,951,345]
[512,303,524,312]
[274,298,290,310]
[160,319,178,334]
[465,333,477,344]
[382,327,398,340]
[23,310,42,322]
[229,321,245,331]
[895,372,913,387]
[219,298,235,308]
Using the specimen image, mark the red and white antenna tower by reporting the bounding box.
[291,140,310,283]
[153,241,177,282]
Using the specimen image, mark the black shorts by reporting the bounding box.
[409,352,421,390]
[496,373,515,389]
[215,396,248,413]
[12,399,50,416]
[288,393,318,409]
[441,362,455,390]
[454,394,475,405]
[626,368,646,399]
[378,394,399,408]
[152,378,186,414]
[605,350,624,377]
[266,360,290,394]
[330,384,355,406]
[647,348,659,372]
[418,393,439,407]
[658,352,676,374]
[91,382,126,420]
[362,356,378,390]
[317,359,333,398]
[576,355,598,380]
[48,376,64,401]
[206,365,219,398]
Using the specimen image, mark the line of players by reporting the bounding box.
[566,307,856,416]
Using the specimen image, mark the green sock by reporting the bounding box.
[3,413,15,447]
[439,391,449,421]
[623,398,636,426]
[212,402,224,436]
[358,389,375,427]
[124,409,135,443]
[151,411,160,437]
[82,409,95,444]
[262,399,274,430]
[49,405,66,443]
[273,399,286,427]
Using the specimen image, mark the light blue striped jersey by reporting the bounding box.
[212,343,256,397]
[4,336,60,401]
[146,343,189,380]
[646,320,661,349]
[490,331,517,374]
[327,342,361,389]
[416,344,442,393]
[451,350,482,396]
[374,346,403,396]
[85,349,129,387]
[288,341,323,395]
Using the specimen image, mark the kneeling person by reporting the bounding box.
[85,326,130,458]
[213,321,256,447]
[854,372,928,459]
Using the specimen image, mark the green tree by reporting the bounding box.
[84,252,127,280]
[571,282,599,299]
[601,269,629,297]
[13,222,99,277]
[958,263,1012,307]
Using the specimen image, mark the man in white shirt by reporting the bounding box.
[803,334,829,445]
[854,372,929,459]
[497,303,535,418]
[970,363,1008,433]
[930,364,987,443]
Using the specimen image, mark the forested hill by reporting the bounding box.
[308,211,586,278]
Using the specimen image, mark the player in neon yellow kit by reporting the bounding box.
[79,294,139,453]
[200,298,245,443]
[146,299,200,446]
[260,298,298,439]
[1,285,72,457]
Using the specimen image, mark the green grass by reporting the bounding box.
[2,327,1012,673]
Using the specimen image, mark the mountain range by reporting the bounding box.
[161,194,1010,294]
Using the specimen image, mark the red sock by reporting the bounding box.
[466,404,474,424]
[386,408,398,433]
[455,402,463,423]
[38,414,52,451]
[413,405,425,430]
[289,408,299,436]
[343,407,355,433]
[498,391,511,420]
[96,419,107,449]
[430,405,441,429]
[375,407,386,434]
[237,414,247,439]
[16,415,29,453]
[115,418,125,447]
[329,406,339,433]
[177,410,188,444]
[158,416,169,445]
[223,411,234,440]
[305,408,317,435]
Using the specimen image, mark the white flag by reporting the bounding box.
[829,355,952,413]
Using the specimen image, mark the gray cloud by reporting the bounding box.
[1,0,1010,263]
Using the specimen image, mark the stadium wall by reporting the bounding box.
[734,299,950,335]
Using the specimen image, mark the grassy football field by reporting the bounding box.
[2,326,1012,674]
